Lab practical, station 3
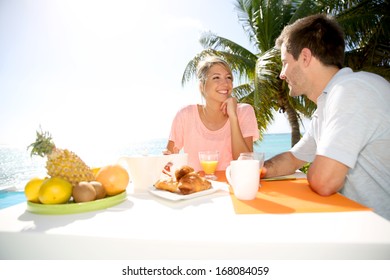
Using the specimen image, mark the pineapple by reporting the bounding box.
[28,129,95,187]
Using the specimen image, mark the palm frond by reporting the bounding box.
[199,32,258,59]
[181,47,256,86]
[233,83,254,100]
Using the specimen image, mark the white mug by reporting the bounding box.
[225,159,260,200]
[238,152,265,164]
[238,152,265,187]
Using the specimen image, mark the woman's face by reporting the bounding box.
[201,64,233,103]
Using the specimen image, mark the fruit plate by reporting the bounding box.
[26,191,127,215]
[149,181,227,201]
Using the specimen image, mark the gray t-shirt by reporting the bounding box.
[291,68,390,220]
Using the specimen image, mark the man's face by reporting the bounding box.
[279,44,306,97]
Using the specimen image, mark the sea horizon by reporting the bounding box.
[0,133,292,190]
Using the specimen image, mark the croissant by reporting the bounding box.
[154,177,178,193]
[175,165,194,181]
[155,165,212,195]
[178,172,212,195]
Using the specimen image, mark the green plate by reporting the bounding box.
[26,191,127,215]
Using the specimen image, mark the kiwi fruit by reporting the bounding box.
[90,181,106,199]
[73,181,96,203]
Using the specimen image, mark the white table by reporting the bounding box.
[1,180,390,260]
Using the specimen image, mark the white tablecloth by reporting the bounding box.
[1,182,390,260]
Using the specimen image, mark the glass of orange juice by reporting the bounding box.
[199,151,219,180]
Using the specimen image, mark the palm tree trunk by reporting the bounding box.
[277,84,301,147]
[285,104,301,147]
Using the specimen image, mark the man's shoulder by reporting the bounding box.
[337,68,388,84]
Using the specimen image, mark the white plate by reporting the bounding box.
[149,181,226,201]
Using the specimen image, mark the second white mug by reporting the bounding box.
[225,159,260,200]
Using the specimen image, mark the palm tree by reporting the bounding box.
[181,0,318,145]
[181,0,316,145]
[335,0,390,79]
[182,0,389,146]
[255,0,389,144]
[244,0,319,146]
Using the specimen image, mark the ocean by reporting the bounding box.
[0,133,292,192]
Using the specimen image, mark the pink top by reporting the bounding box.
[168,104,259,171]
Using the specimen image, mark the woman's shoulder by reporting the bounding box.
[237,102,252,108]
[237,103,255,113]
[176,104,198,114]
[174,104,199,120]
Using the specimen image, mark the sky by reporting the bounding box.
[0,0,294,155]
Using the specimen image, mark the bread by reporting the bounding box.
[178,172,212,195]
[154,165,211,195]
[154,177,178,193]
[175,165,194,181]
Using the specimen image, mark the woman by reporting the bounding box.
[164,56,259,171]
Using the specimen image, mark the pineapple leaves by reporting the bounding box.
[28,128,55,157]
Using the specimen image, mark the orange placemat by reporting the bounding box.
[229,178,371,214]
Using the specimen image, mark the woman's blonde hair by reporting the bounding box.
[196,56,233,84]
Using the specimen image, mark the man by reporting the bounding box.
[263,14,390,220]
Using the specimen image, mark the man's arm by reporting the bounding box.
[307,155,349,196]
[264,152,349,196]
[263,151,306,178]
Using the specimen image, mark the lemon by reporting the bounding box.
[24,177,45,203]
[91,167,101,177]
[39,177,73,204]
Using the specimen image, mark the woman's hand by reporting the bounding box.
[220,96,237,117]
[260,166,267,178]
[163,140,180,155]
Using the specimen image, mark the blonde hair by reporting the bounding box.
[196,56,233,84]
